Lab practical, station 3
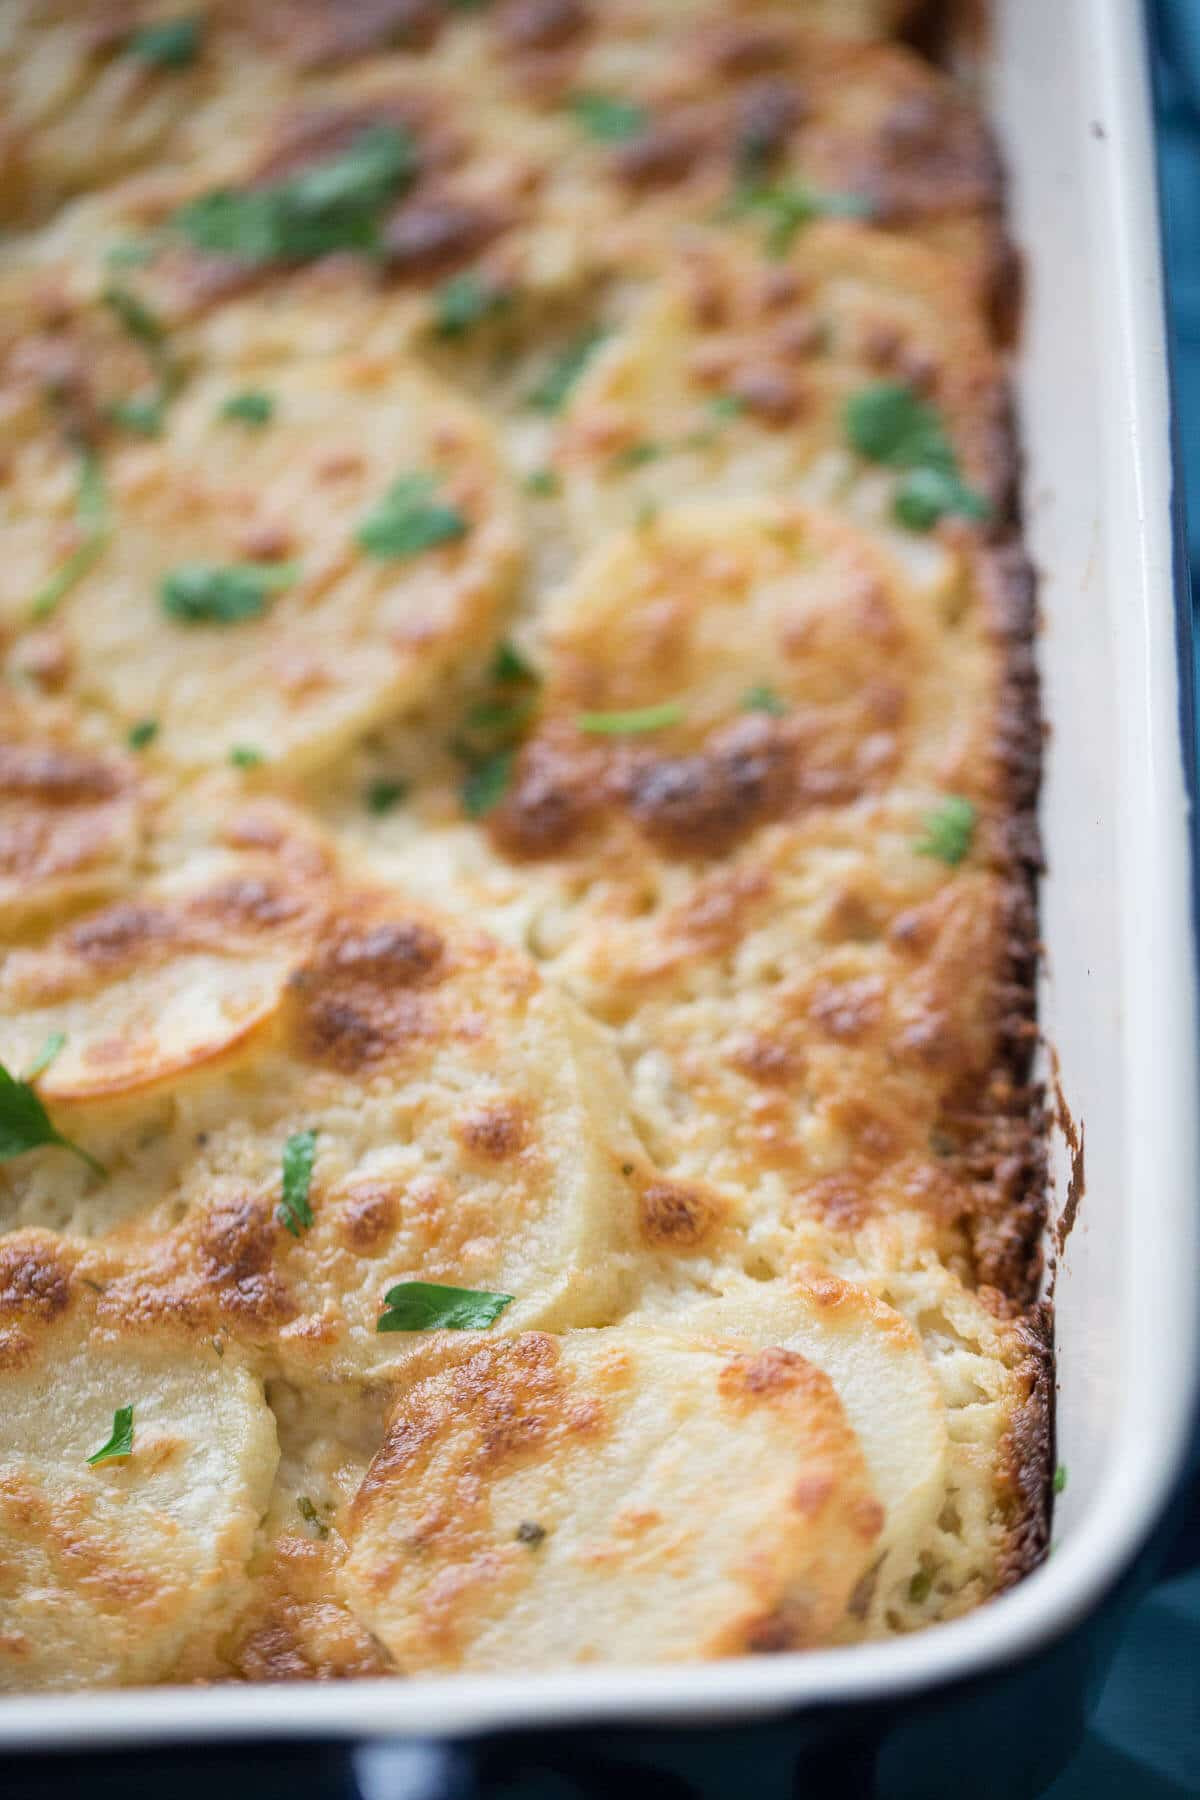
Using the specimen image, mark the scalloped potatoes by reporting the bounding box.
[0,0,1047,1688]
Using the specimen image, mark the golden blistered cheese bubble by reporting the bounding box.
[0,693,145,937]
[554,225,1007,552]
[339,1324,884,1669]
[1,867,648,1369]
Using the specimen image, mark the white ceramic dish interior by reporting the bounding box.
[1,0,1196,1748]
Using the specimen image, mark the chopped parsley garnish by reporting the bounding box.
[730,179,872,257]
[0,1057,106,1178]
[1053,1464,1068,1495]
[24,1033,66,1081]
[843,382,989,530]
[915,795,977,866]
[129,16,202,67]
[461,749,514,819]
[578,702,684,735]
[229,745,264,769]
[376,1281,515,1332]
[160,560,299,624]
[109,394,165,437]
[454,644,539,815]
[434,271,511,338]
[357,472,467,560]
[523,468,559,498]
[103,284,179,434]
[708,393,747,423]
[610,439,662,471]
[128,719,159,750]
[893,465,990,531]
[297,1495,329,1538]
[104,240,159,269]
[277,1129,317,1238]
[844,382,954,468]
[526,328,606,414]
[102,284,166,348]
[87,1405,134,1467]
[908,1568,933,1605]
[31,448,109,621]
[174,124,417,266]
[464,697,536,738]
[568,92,649,142]
[491,639,539,686]
[742,684,786,715]
[515,1521,546,1547]
[365,777,408,815]
[220,389,275,427]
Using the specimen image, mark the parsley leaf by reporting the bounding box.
[522,468,559,498]
[915,795,977,866]
[229,745,264,769]
[844,383,955,470]
[160,561,299,624]
[102,284,179,433]
[277,1129,317,1238]
[174,125,417,266]
[894,464,990,531]
[578,702,684,735]
[220,389,275,427]
[365,777,408,815]
[87,1405,134,1467]
[24,1033,66,1081]
[357,473,467,559]
[569,92,649,141]
[731,179,872,256]
[742,684,787,715]
[31,449,109,621]
[434,271,511,338]
[128,719,159,750]
[843,382,990,530]
[1053,1464,1068,1495]
[463,696,536,741]
[376,1281,514,1332]
[461,749,513,818]
[129,16,201,67]
[526,328,606,413]
[491,639,539,685]
[109,393,165,437]
[610,439,662,471]
[908,1568,933,1605]
[102,284,166,348]
[104,240,159,269]
[297,1495,329,1538]
[0,1058,106,1178]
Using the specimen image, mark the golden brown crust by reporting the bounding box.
[0,0,1050,1680]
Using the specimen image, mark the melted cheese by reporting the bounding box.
[0,1234,278,1690]
[0,0,1046,1687]
[340,1325,883,1669]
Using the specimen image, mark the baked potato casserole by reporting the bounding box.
[0,0,1050,1688]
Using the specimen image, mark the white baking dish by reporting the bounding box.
[1,0,1196,1755]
